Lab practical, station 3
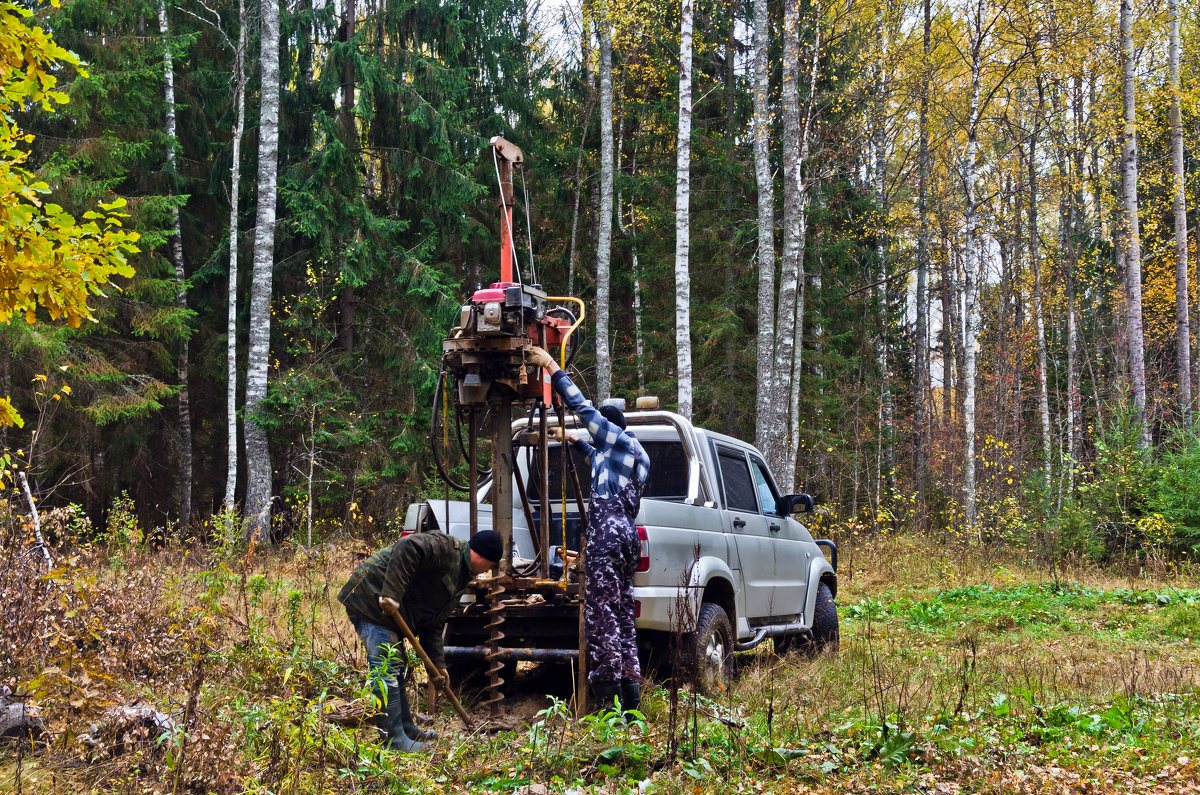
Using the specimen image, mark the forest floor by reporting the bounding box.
[2,532,1200,794]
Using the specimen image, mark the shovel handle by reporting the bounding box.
[379,596,475,730]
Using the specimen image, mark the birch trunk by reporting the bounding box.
[1119,0,1149,447]
[786,197,809,495]
[1170,0,1191,422]
[914,0,930,523]
[1066,76,1084,482]
[567,99,592,299]
[224,0,248,511]
[771,0,802,484]
[616,118,645,395]
[785,31,822,494]
[752,0,775,452]
[158,1,192,528]
[1030,84,1052,499]
[962,0,983,529]
[1067,257,1079,480]
[244,0,281,540]
[596,14,614,402]
[572,10,596,298]
[674,0,694,419]
[941,241,953,425]
[873,1,892,493]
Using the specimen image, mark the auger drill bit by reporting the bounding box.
[483,579,506,717]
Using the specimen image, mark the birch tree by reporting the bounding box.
[596,6,614,402]
[770,0,803,482]
[157,1,192,527]
[1169,0,1190,422]
[961,0,985,528]
[768,8,823,494]
[1029,79,1052,498]
[872,0,892,498]
[785,32,822,494]
[244,0,281,540]
[1118,0,1149,448]
[752,0,774,452]
[224,0,247,512]
[722,5,738,427]
[914,0,931,525]
[616,105,646,394]
[674,0,694,419]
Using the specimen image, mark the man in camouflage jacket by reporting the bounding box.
[339,529,501,751]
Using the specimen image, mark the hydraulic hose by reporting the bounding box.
[430,368,469,492]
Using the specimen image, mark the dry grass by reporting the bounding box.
[2,533,1199,794]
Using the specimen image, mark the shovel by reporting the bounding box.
[378,596,475,731]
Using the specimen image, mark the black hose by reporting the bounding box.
[456,404,491,479]
[430,368,469,492]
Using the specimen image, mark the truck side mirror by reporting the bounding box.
[779,493,814,515]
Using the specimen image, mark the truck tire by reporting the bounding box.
[774,582,839,656]
[691,602,733,694]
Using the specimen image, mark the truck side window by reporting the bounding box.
[641,441,687,500]
[718,450,758,512]
[750,458,780,516]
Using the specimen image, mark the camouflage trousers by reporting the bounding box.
[584,480,644,684]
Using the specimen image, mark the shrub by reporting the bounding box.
[1148,427,1200,557]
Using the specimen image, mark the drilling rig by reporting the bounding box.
[434,137,591,718]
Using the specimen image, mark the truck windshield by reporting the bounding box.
[524,440,688,503]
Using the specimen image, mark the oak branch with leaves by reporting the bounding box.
[0,0,140,428]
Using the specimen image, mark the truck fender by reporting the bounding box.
[686,556,740,634]
[802,557,836,628]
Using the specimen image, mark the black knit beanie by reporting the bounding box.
[599,404,627,430]
[468,530,503,563]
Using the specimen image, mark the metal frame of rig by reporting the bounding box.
[436,137,592,719]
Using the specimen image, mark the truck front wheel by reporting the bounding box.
[775,581,839,656]
[690,602,733,694]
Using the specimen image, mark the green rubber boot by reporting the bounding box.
[375,683,428,752]
[591,681,622,714]
[399,685,439,742]
[620,680,642,721]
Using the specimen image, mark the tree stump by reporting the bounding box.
[0,686,47,744]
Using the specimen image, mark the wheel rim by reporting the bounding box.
[701,630,726,691]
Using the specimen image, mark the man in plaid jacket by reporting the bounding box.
[528,345,650,718]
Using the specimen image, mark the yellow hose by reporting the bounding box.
[546,297,585,368]
[546,296,584,579]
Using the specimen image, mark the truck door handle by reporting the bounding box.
[769,523,781,533]
[732,518,746,529]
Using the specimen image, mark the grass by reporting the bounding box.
[2,532,1199,793]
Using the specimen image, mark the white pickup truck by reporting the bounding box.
[405,408,838,689]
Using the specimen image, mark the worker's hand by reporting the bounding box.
[526,345,559,372]
[379,596,401,613]
[434,668,450,691]
[548,426,579,444]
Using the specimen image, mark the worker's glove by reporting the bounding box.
[526,345,555,370]
[435,668,450,691]
[546,426,565,442]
